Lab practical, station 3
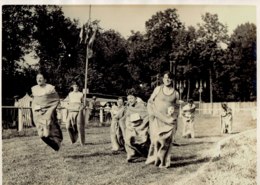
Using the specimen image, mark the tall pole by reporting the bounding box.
[83,5,92,106]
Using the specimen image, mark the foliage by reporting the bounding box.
[226,23,256,101]
[145,8,183,73]
[196,12,229,102]
[92,29,130,96]
[2,6,37,101]
[1,6,256,103]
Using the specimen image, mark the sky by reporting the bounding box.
[62,5,256,38]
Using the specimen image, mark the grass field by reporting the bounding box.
[2,112,256,185]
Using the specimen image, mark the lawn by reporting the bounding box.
[2,111,256,185]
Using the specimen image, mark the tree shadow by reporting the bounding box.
[170,157,211,168]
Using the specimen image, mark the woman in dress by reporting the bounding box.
[31,70,63,151]
[146,71,179,168]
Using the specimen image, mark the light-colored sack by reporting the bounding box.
[130,113,141,122]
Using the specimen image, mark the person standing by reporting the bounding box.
[12,96,19,128]
[31,70,63,151]
[146,71,179,168]
[65,81,85,145]
[220,103,232,134]
[182,99,196,138]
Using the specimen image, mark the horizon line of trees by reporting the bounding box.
[2,5,256,105]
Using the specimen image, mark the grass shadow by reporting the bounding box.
[177,141,216,146]
[171,155,197,161]
[170,157,211,168]
[195,135,222,138]
[65,151,122,159]
[84,141,111,145]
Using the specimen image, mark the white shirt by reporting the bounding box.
[68,91,83,103]
[31,84,56,97]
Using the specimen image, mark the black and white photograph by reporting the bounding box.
[1,1,258,185]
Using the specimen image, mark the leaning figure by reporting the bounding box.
[124,92,150,162]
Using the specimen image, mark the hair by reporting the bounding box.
[188,99,194,104]
[162,71,174,80]
[36,69,49,81]
[221,103,228,110]
[126,88,137,97]
[118,97,124,101]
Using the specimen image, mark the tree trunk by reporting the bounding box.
[186,59,190,101]
[209,69,213,114]
[187,79,190,101]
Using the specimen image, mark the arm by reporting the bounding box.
[147,86,160,116]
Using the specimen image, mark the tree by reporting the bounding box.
[2,5,37,101]
[170,26,200,100]
[92,29,130,96]
[145,8,183,74]
[33,5,82,97]
[226,23,256,101]
[197,12,229,102]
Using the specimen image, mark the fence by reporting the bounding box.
[2,101,256,131]
[199,102,256,117]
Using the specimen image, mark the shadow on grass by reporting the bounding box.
[65,151,123,159]
[84,141,111,145]
[170,157,211,168]
[176,141,216,146]
[171,155,197,161]
[195,135,222,138]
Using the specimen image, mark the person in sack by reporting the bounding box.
[31,70,63,151]
[146,71,180,168]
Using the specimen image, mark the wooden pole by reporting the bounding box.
[83,5,92,106]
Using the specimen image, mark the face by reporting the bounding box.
[117,99,123,107]
[72,85,79,92]
[167,106,175,115]
[163,74,173,87]
[127,95,136,106]
[36,74,46,86]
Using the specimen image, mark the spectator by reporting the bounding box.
[220,103,232,134]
